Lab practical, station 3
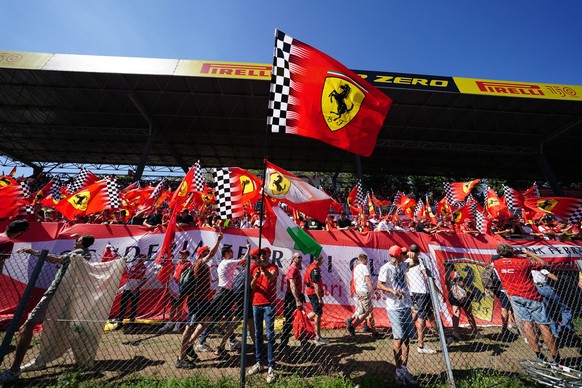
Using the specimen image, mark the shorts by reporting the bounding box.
[492,288,512,311]
[307,294,323,316]
[186,300,212,327]
[509,296,550,325]
[26,292,55,325]
[387,308,417,340]
[355,291,373,315]
[211,287,236,320]
[411,292,433,320]
[449,292,472,309]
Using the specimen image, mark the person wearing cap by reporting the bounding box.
[158,249,192,334]
[113,253,148,330]
[0,219,29,274]
[175,231,223,369]
[377,245,417,385]
[247,247,279,383]
[1,234,95,382]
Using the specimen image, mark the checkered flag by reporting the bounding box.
[194,160,205,192]
[443,182,455,205]
[66,167,98,194]
[49,176,63,200]
[212,168,243,219]
[19,180,32,198]
[503,185,524,215]
[393,191,403,207]
[533,182,541,197]
[106,177,121,209]
[568,207,582,224]
[267,30,293,133]
[356,180,365,208]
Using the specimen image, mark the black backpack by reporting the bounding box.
[231,269,246,294]
[481,265,501,291]
[179,266,196,297]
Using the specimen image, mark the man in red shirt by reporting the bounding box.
[304,255,327,345]
[494,243,560,365]
[247,248,279,383]
[280,252,304,350]
[175,232,223,369]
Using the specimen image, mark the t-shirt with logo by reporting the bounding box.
[378,261,412,310]
[493,257,542,301]
[251,263,279,306]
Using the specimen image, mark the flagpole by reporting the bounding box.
[240,75,272,387]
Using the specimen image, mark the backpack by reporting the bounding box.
[481,265,501,291]
[179,266,196,297]
[231,269,246,294]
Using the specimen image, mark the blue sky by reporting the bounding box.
[2,0,582,85]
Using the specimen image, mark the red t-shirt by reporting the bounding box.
[251,263,279,306]
[285,262,302,294]
[304,262,323,296]
[192,260,211,301]
[494,257,543,301]
[173,260,191,283]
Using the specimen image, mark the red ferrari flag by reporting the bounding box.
[55,178,120,220]
[524,197,582,224]
[444,179,481,204]
[212,167,262,220]
[267,30,393,157]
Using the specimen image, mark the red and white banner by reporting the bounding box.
[1,223,581,329]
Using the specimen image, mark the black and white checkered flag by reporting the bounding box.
[106,177,121,209]
[66,167,95,194]
[194,160,205,192]
[356,180,365,208]
[50,176,63,200]
[19,180,32,198]
[267,30,293,133]
[212,168,242,220]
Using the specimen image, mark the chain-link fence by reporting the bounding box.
[1,230,581,387]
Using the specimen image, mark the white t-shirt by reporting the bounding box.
[378,261,412,310]
[217,258,243,289]
[353,262,370,293]
[406,259,427,294]
[531,269,550,285]
[375,220,393,231]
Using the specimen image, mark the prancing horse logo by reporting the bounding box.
[321,76,364,132]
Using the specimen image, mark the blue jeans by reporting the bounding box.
[536,283,574,336]
[253,304,276,368]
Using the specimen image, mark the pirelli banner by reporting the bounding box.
[1,223,581,330]
[1,50,580,100]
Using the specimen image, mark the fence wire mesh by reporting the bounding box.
[1,238,581,387]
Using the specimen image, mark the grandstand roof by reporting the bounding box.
[1,51,581,185]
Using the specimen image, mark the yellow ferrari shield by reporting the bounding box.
[178,181,188,197]
[462,182,472,193]
[322,76,364,131]
[68,190,90,211]
[536,199,558,212]
[0,177,13,187]
[268,172,290,196]
[454,262,494,322]
[487,197,500,208]
[240,175,255,195]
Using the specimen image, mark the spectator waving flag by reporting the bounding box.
[267,30,393,157]
[213,167,262,220]
[264,161,332,223]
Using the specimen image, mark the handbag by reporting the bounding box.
[292,308,316,341]
[451,283,469,303]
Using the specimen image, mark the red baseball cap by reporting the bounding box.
[196,245,210,256]
[388,245,407,257]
